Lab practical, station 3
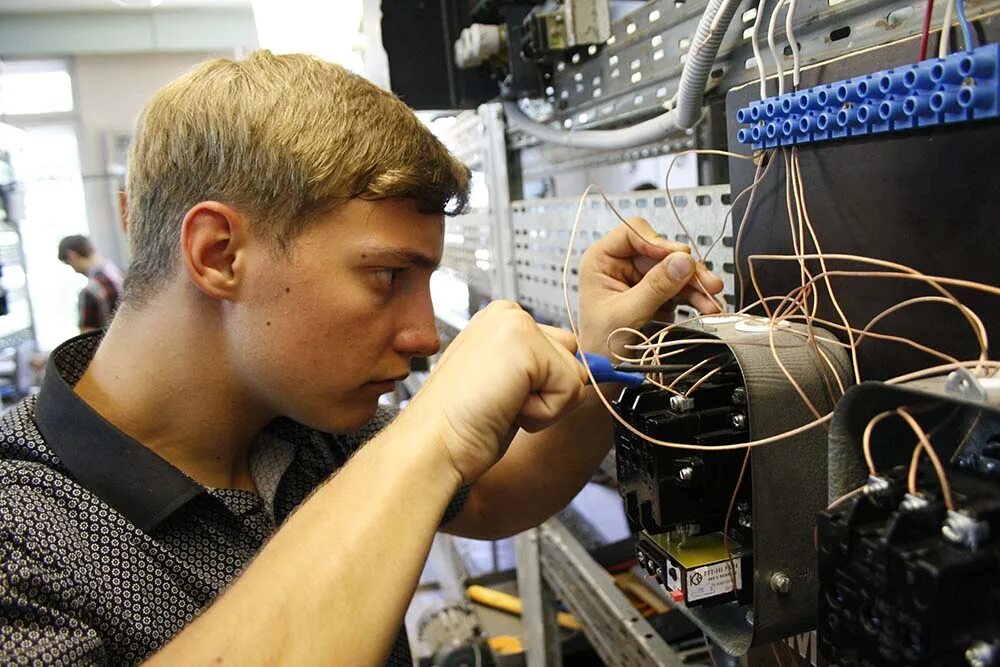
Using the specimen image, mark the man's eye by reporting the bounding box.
[374,268,399,288]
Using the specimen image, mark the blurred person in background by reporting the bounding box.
[58,234,124,332]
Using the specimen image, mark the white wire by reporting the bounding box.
[751,0,770,99]
[785,0,801,88]
[939,0,956,57]
[767,0,788,96]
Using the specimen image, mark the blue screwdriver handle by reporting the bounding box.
[575,352,645,387]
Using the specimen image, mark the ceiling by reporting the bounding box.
[0,0,249,12]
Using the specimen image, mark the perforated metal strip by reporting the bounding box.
[511,186,736,325]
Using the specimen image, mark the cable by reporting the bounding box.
[955,0,976,51]
[939,0,956,57]
[919,0,936,59]
[721,448,750,601]
[899,407,955,510]
[785,0,801,89]
[767,0,788,97]
[862,408,954,510]
[751,0,770,99]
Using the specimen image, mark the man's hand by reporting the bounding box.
[579,217,725,357]
[410,301,589,485]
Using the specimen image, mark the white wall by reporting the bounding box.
[0,9,257,57]
[73,50,232,268]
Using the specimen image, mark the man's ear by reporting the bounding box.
[180,201,248,300]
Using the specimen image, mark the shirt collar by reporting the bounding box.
[34,331,205,534]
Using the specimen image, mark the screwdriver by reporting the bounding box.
[575,352,646,387]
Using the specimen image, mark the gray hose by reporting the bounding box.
[676,0,741,128]
[502,101,680,149]
[505,0,739,149]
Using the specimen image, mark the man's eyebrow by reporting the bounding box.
[359,247,440,270]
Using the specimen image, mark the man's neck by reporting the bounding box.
[73,287,274,491]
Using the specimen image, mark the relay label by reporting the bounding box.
[687,558,742,602]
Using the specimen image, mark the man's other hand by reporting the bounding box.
[578,217,725,357]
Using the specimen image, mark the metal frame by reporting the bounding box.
[536,518,688,666]
[542,0,1000,132]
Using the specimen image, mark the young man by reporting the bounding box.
[0,52,722,665]
[57,235,125,331]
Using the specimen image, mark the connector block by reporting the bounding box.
[735,43,1000,149]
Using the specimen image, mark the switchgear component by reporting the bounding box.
[613,317,852,655]
[637,530,752,609]
[735,43,1000,149]
[821,374,1000,667]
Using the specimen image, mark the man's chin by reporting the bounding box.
[314,396,382,434]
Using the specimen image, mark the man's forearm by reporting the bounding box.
[147,407,462,666]
[445,386,615,540]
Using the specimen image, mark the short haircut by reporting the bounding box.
[58,235,95,262]
[123,50,470,306]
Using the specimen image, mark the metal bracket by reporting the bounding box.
[537,517,688,666]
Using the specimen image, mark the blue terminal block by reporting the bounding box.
[735,43,1000,149]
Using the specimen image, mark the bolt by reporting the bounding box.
[732,413,747,429]
[966,641,999,667]
[866,475,891,498]
[677,466,695,482]
[770,572,791,595]
[943,510,990,550]
[900,493,929,511]
[670,395,695,412]
[737,502,752,528]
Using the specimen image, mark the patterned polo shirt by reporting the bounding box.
[0,331,465,665]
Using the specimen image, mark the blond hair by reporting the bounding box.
[124,50,469,305]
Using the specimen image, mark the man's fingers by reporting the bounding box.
[538,323,578,354]
[694,262,725,294]
[623,252,696,318]
[589,217,687,261]
[678,284,724,314]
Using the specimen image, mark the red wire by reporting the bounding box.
[919,0,936,60]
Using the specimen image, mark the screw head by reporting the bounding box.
[770,572,791,595]
[732,413,747,429]
[966,641,999,667]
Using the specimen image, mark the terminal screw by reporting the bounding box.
[900,493,929,511]
[770,572,791,595]
[943,510,991,551]
[737,502,752,529]
[865,475,891,496]
[676,466,695,482]
[731,387,746,405]
[966,641,999,667]
[670,395,695,412]
[732,413,747,429]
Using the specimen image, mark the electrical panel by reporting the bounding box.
[413,0,1000,664]
[614,317,851,654]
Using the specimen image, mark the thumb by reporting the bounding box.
[624,252,695,317]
